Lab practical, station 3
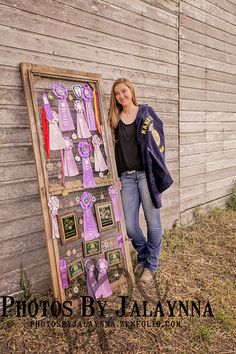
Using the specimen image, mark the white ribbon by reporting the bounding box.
[92,135,108,172]
[74,100,92,139]
[49,111,66,150]
[48,196,60,239]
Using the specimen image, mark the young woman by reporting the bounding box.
[108,78,173,283]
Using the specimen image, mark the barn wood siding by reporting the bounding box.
[179,0,236,224]
[0,0,179,295]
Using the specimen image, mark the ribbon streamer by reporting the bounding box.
[95,258,112,299]
[63,137,79,177]
[48,196,60,239]
[108,185,122,221]
[49,111,66,150]
[117,233,125,257]
[78,141,96,188]
[74,100,91,139]
[42,93,53,122]
[41,106,50,159]
[85,259,98,299]
[52,82,75,132]
[59,259,69,289]
[93,89,101,136]
[92,135,108,172]
[80,192,100,241]
[82,84,97,131]
[101,125,110,170]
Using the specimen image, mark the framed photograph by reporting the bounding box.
[83,239,101,257]
[67,258,84,281]
[106,248,122,267]
[57,210,79,245]
[94,202,116,232]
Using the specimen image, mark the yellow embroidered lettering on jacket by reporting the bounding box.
[141,116,153,134]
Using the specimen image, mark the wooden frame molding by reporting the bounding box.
[20,62,134,303]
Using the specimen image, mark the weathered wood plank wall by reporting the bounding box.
[0,0,179,295]
[179,0,236,223]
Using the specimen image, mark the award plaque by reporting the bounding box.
[106,248,122,267]
[67,258,84,281]
[94,202,116,232]
[57,210,79,245]
[83,239,101,257]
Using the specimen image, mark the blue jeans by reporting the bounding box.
[120,170,162,272]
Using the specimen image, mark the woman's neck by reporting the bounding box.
[121,102,137,114]
[120,104,139,124]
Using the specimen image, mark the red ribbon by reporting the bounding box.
[41,106,50,158]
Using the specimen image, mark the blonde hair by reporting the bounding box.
[108,78,138,142]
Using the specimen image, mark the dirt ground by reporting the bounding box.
[0,207,235,354]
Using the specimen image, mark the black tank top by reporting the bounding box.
[115,119,143,176]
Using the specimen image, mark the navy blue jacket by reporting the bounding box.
[136,104,173,208]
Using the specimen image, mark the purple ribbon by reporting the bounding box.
[78,141,95,188]
[85,259,97,299]
[63,137,79,177]
[74,100,91,139]
[59,259,69,289]
[108,185,122,221]
[42,93,53,122]
[82,84,97,131]
[117,233,125,257]
[48,196,60,239]
[92,135,108,172]
[80,192,99,241]
[95,258,112,299]
[49,111,66,150]
[52,82,75,131]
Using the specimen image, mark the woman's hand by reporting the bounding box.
[114,179,121,190]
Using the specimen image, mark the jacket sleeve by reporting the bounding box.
[148,146,173,192]
[140,106,173,193]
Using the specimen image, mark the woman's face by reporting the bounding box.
[114,83,133,108]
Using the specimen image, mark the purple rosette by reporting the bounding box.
[52,82,75,132]
[95,258,112,299]
[82,84,93,101]
[80,192,99,241]
[78,141,96,188]
[82,84,97,131]
[52,82,68,99]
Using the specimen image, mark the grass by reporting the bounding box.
[226,181,236,211]
[0,206,235,353]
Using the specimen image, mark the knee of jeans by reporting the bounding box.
[145,218,162,232]
[126,224,136,239]
[125,219,139,239]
